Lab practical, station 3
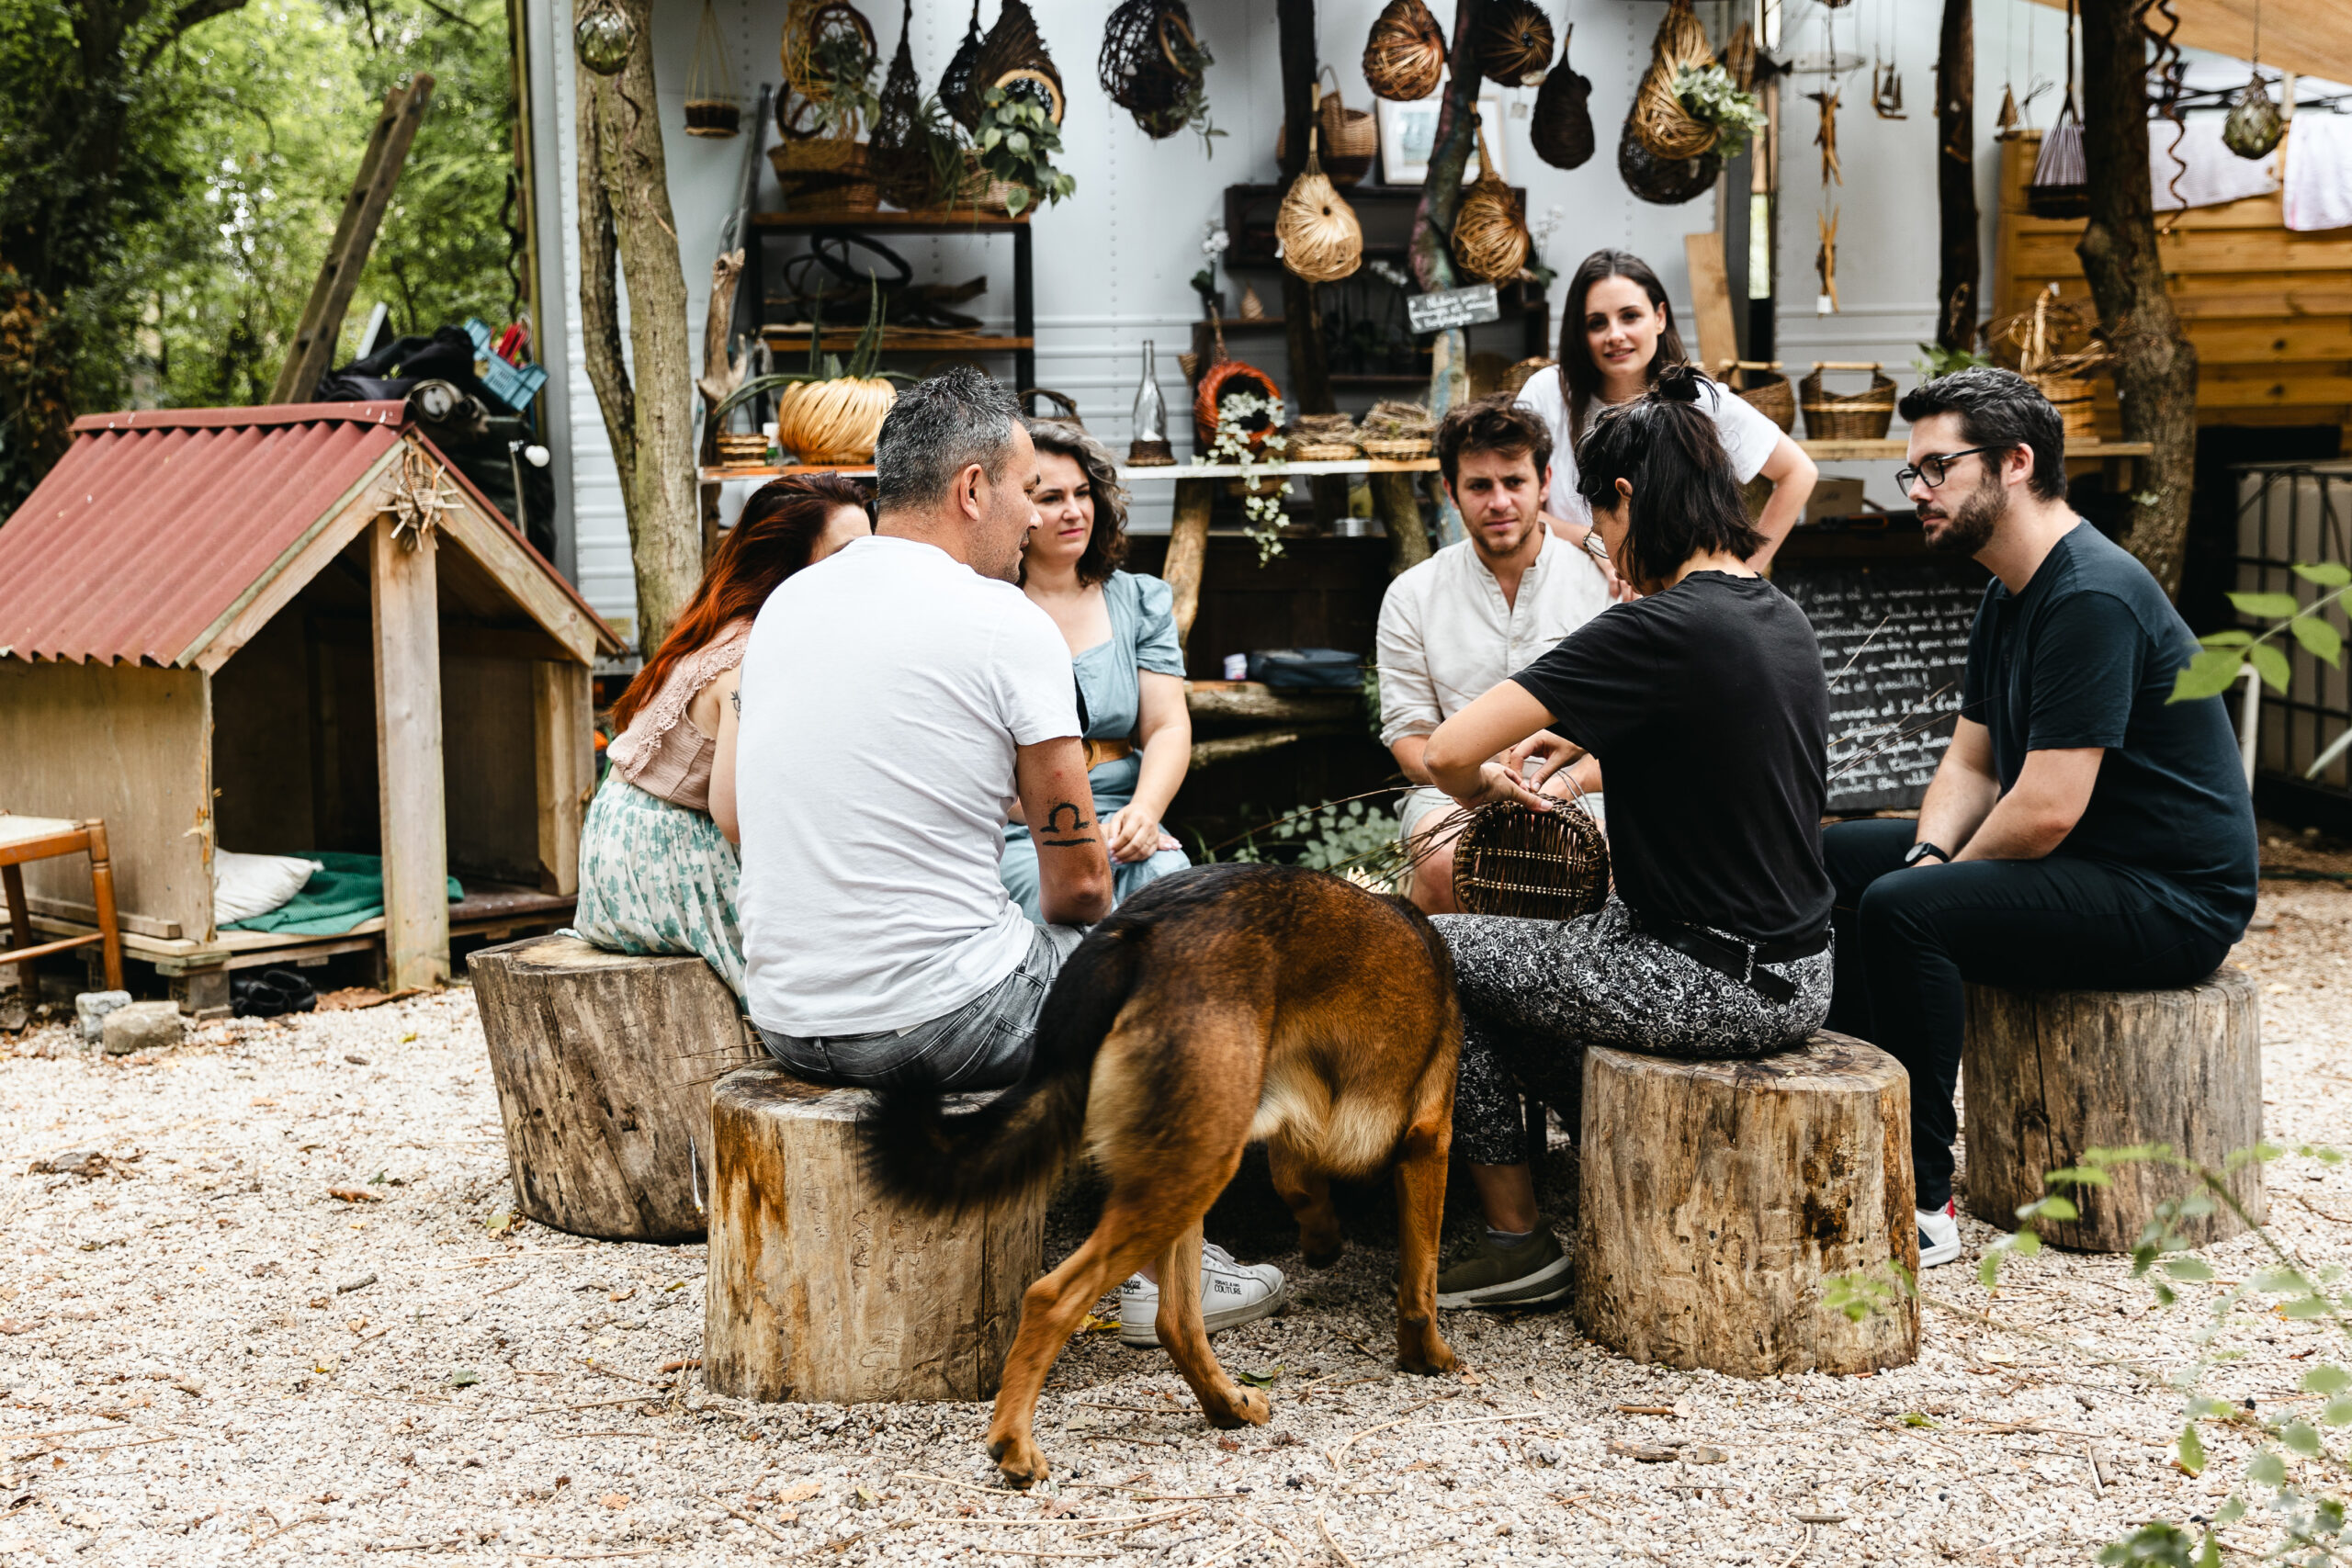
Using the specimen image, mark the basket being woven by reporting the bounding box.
[1452,800,1611,922]
[1799,363,1896,442]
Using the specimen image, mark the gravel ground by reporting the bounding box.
[2,881,2348,1567]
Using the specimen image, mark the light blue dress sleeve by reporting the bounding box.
[1125,572,1187,678]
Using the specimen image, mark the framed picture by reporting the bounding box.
[1376,85,1507,185]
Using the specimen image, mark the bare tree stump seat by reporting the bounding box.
[1574,1031,1919,1378]
[704,1063,1047,1404]
[469,935,758,1243]
[1962,966,2262,1252]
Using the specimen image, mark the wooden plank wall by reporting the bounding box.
[1996,130,2352,427]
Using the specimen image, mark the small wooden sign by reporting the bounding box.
[1406,283,1500,333]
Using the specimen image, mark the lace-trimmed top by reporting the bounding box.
[605,620,752,812]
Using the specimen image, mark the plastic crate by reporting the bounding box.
[463,318,548,412]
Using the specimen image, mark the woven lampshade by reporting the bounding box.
[1363,0,1446,102]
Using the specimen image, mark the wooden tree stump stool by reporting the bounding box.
[705,1064,1046,1404]
[469,935,758,1243]
[1962,966,2262,1252]
[1574,1032,1919,1378]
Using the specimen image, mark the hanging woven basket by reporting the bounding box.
[1453,128,1530,283]
[684,0,742,137]
[1100,0,1210,140]
[1452,801,1611,922]
[1472,0,1555,89]
[868,0,929,205]
[1363,0,1447,103]
[2026,104,2088,218]
[1193,360,1283,453]
[2222,72,2283,160]
[1276,124,1363,284]
[1277,67,1379,186]
[975,0,1066,126]
[940,0,987,130]
[1618,119,1720,205]
[1532,27,1595,170]
[1632,0,1720,162]
[777,1,877,141]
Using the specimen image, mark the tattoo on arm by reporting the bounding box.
[729,689,741,713]
[1039,800,1096,848]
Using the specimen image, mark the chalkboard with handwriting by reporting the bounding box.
[1778,558,1988,813]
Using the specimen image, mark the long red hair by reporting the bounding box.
[610,472,870,731]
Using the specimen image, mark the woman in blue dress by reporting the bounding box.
[1000,419,1193,919]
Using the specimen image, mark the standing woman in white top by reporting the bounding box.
[1516,249,1816,568]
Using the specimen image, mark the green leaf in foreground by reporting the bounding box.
[2163,1256,2215,1281]
[2170,649,2248,703]
[2292,560,2352,587]
[2247,641,2292,693]
[2290,614,2344,666]
[2245,1450,2286,1486]
[1236,1365,1283,1388]
[2229,590,2304,618]
[2177,1419,2206,1475]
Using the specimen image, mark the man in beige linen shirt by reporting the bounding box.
[1378,398,1614,913]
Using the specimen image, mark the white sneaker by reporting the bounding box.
[1117,1243,1287,1348]
[1918,1199,1962,1268]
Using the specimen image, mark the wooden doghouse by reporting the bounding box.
[0,403,622,1001]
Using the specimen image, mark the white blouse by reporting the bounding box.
[1514,365,1785,528]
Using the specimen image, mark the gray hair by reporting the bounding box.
[874,366,1022,513]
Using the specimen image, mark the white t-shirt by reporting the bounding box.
[1513,365,1784,528]
[734,535,1080,1037]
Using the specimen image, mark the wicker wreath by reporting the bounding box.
[1193,360,1282,453]
[1452,801,1611,922]
[1532,28,1595,170]
[1363,0,1447,103]
[1276,129,1363,284]
[1631,0,1720,162]
[1452,129,1530,284]
[1472,0,1555,88]
[1618,119,1721,206]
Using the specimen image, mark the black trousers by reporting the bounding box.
[1822,818,2233,1211]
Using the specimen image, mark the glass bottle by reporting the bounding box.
[1127,341,1173,464]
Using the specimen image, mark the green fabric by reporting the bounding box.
[220,851,463,936]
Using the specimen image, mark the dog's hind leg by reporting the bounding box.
[1391,1111,1459,1376]
[1152,1219,1271,1430]
[1266,1136,1343,1269]
[985,1210,1161,1489]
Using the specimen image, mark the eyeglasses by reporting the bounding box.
[1895,446,2007,491]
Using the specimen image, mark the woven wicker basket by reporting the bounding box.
[1290,440,1362,461]
[1193,359,1282,452]
[714,433,772,467]
[1721,359,1795,434]
[1361,436,1432,460]
[1800,362,1896,441]
[1452,800,1611,921]
[2031,371,2098,438]
[769,141,880,213]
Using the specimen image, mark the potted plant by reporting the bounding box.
[714,279,914,465]
[969,84,1077,217]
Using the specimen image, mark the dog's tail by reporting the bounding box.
[856,923,1144,1215]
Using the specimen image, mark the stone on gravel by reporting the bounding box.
[74,987,130,1042]
[101,999,184,1055]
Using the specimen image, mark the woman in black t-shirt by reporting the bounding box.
[1418,367,1836,1310]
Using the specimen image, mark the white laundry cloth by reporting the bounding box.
[2148,116,2278,210]
[2285,115,2352,232]
[212,851,322,926]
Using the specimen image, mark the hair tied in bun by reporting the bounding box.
[1652,362,1705,404]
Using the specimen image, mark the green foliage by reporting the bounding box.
[2173,565,2349,701]
[1913,342,1994,378]
[805,25,881,139]
[973,86,1075,218]
[1672,65,1767,158]
[1820,1258,1914,1324]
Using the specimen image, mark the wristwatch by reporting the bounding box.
[1903,841,1951,868]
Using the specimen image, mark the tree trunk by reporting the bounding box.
[2077,0,2198,597]
[1573,1032,1919,1377]
[469,935,759,1242]
[705,1064,1047,1404]
[1962,966,2262,1252]
[575,0,701,653]
[1934,0,1977,353]
[1408,0,1488,548]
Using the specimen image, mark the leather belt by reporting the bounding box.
[1081,738,1135,768]
[1629,910,1829,1005]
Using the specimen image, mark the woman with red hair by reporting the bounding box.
[572,474,870,993]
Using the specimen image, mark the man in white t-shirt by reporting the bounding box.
[733,367,1114,1089]
[1378,398,1614,913]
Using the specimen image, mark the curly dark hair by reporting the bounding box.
[1024,418,1131,586]
[1574,364,1763,588]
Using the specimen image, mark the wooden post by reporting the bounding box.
[1684,231,1741,375]
[531,661,594,896]
[469,935,758,1241]
[1574,1032,1919,1378]
[370,512,450,990]
[705,1064,1047,1404]
[1164,477,1216,654]
[1934,0,1978,352]
[1962,967,2262,1251]
[269,78,435,404]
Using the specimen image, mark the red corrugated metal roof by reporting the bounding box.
[0,402,615,665]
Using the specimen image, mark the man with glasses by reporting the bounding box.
[1377,397,1618,913]
[1822,368,2256,1269]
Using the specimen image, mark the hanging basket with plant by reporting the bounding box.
[1453,127,1531,283]
[1618,118,1721,205]
[1631,0,1723,161]
[868,0,974,209]
[940,0,988,130]
[975,0,1067,126]
[1276,116,1363,284]
[1472,0,1555,89]
[685,0,742,137]
[1532,24,1596,170]
[715,278,914,466]
[1100,0,1221,152]
[1363,0,1447,103]
[971,83,1078,217]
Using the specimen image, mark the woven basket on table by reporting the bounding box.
[769,141,879,213]
[2030,372,2098,439]
[1287,412,1360,462]
[1800,363,1896,442]
[1451,801,1611,922]
[1193,359,1282,453]
[1631,0,1720,161]
[1720,359,1795,434]
[1359,398,1433,460]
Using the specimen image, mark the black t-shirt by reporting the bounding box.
[1961,522,2257,945]
[1510,571,1834,945]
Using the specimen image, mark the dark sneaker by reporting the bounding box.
[1918,1199,1962,1268]
[1435,1228,1571,1309]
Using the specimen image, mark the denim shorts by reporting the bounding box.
[756,922,1085,1092]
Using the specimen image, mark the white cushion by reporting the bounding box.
[213,851,322,925]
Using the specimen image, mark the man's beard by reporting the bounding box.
[1923,471,2004,556]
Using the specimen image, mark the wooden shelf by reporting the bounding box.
[700,463,876,483]
[757,327,1033,353]
[1800,439,2154,460]
[1120,458,1437,480]
[751,207,1030,234]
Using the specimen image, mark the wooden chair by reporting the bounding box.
[0,817,125,997]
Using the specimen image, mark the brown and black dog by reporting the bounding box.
[859,863,1462,1486]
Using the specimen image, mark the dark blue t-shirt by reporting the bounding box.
[1960,522,2257,945]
